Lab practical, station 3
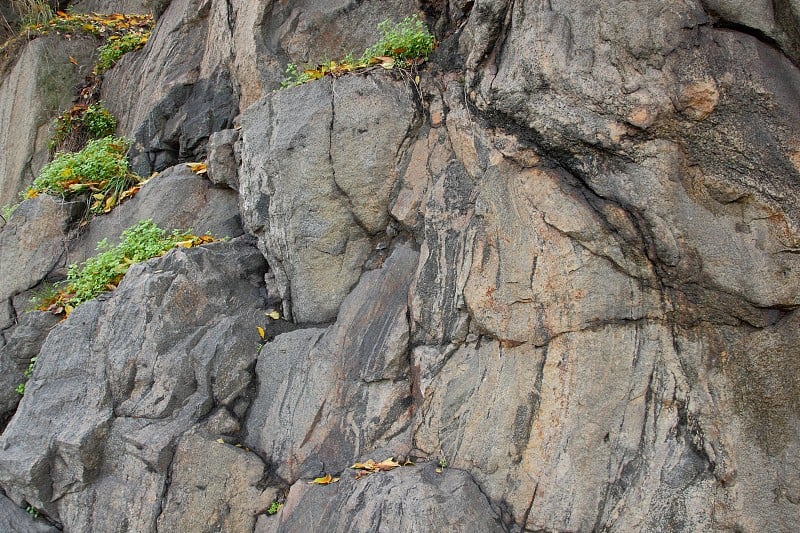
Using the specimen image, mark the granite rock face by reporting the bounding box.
[0,0,798,531]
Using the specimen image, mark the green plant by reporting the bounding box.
[362,14,435,63]
[28,136,138,214]
[25,504,40,518]
[1,202,18,221]
[279,15,435,89]
[94,31,150,74]
[50,102,117,153]
[32,220,218,313]
[266,501,283,515]
[279,62,315,89]
[67,220,201,305]
[14,356,37,396]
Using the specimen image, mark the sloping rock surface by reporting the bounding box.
[0,0,798,531]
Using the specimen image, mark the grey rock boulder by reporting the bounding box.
[239,74,417,323]
[207,128,240,191]
[64,163,243,269]
[157,430,277,532]
[0,311,59,429]
[244,243,419,482]
[260,463,506,533]
[0,239,268,529]
[0,196,82,330]
[0,34,96,207]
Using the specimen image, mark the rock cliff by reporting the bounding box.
[0,0,798,531]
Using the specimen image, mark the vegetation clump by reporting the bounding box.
[32,219,218,314]
[280,14,435,88]
[26,136,139,214]
[94,30,150,74]
[50,101,117,153]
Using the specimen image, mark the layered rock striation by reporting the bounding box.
[0,0,798,531]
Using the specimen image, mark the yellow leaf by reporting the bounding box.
[414,75,420,85]
[64,305,74,316]
[25,189,40,199]
[216,438,225,444]
[174,240,194,249]
[257,326,265,339]
[103,194,117,213]
[375,458,401,471]
[266,310,280,320]
[185,162,207,174]
[308,473,339,485]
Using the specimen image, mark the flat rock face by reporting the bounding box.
[0,0,798,531]
[262,463,506,533]
[239,75,417,323]
[0,35,96,207]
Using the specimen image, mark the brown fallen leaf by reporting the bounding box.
[68,56,78,65]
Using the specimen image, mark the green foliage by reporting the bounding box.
[266,501,283,515]
[362,14,435,63]
[15,383,25,395]
[1,203,18,221]
[26,505,40,518]
[94,31,150,74]
[66,219,199,305]
[279,14,435,89]
[28,221,217,315]
[28,136,138,214]
[280,62,315,89]
[50,102,117,153]
[82,102,117,138]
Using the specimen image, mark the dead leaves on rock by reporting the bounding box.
[307,457,413,487]
[350,457,403,479]
[185,162,207,175]
[308,473,339,485]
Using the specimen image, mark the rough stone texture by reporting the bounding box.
[0,0,799,531]
[64,163,243,268]
[103,0,420,175]
[207,128,240,191]
[0,35,96,207]
[0,490,58,533]
[243,243,419,482]
[240,74,418,322]
[261,463,506,533]
[0,239,268,529]
[71,0,155,13]
[0,311,59,428]
[157,430,276,532]
[0,196,82,331]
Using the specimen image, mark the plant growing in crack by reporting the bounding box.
[280,14,435,89]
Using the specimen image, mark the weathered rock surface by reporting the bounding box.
[0,35,96,206]
[0,196,82,331]
[243,243,419,481]
[0,490,58,533]
[0,239,268,529]
[0,0,799,531]
[240,75,418,322]
[261,463,506,533]
[0,311,59,428]
[64,163,243,268]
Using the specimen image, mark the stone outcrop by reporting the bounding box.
[0,0,799,531]
[0,34,96,206]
